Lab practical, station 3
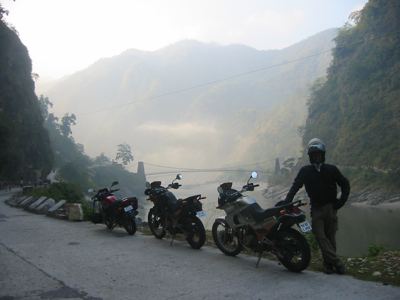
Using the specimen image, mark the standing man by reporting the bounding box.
[283,138,350,274]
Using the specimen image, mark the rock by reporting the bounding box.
[27,196,47,210]
[36,198,56,213]
[66,203,83,221]
[47,200,66,213]
[347,258,352,262]
[16,196,29,205]
[20,196,37,208]
[372,271,382,277]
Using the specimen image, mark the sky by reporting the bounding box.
[2,0,366,80]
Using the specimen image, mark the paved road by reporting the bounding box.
[1,191,399,300]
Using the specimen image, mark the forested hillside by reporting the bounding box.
[42,29,336,169]
[0,9,53,182]
[303,0,400,188]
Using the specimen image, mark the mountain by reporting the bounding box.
[302,0,400,189]
[41,29,337,171]
[0,13,53,182]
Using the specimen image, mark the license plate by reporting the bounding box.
[298,221,312,233]
[124,205,133,212]
[196,211,207,218]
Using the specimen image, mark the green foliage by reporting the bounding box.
[0,19,53,182]
[368,244,385,257]
[305,233,320,252]
[115,143,134,166]
[60,113,76,137]
[27,182,84,203]
[303,0,400,190]
[80,200,93,221]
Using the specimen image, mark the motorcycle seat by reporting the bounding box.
[247,203,282,223]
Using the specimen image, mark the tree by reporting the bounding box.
[60,113,77,137]
[115,143,134,166]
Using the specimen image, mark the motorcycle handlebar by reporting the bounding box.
[110,188,119,193]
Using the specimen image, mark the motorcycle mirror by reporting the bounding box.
[145,181,151,188]
[176,174,183,180]
[251,171,258,179]
[111,181,119,187]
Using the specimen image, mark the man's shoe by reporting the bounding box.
[335,262,346,275]
[323,263,335,274]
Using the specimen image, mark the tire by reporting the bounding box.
[148,208,166,239]
[274,228,311,272]
[212,219,242,256]
[123,216,137,235]
[104,217,113,230]
[185,216,206,249]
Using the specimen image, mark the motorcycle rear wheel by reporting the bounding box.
[123,216,137,235]
[148,208,166,239]
[274,228,311,272]
[212,220,242,256]
[185,216,206,249]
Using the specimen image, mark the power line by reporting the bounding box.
[143,161,272,172]
[76,30,400,117]
[77,49,331,117]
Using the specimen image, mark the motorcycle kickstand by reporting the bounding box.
[256,252,263,268]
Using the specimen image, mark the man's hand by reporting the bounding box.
[275,200,290,207]
[333,198,345,210]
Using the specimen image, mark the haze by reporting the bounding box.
[3,0,365,80]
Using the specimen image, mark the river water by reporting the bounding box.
[150,180,400,257]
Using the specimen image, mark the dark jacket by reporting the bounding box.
[285,164,350,209]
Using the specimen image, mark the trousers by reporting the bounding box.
[311,203,341,265]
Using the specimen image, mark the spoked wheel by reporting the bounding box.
[148,208,166,239]
[123,216,137,235]
[212,219,242,256]
[274,228,311,272]
[185,216,206,249]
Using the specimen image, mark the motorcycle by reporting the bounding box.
[212,172,311,272]
[90,181,138,235]
[144,174,207,249]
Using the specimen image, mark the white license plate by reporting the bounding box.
[298,221,312,233]
[124,205,133,212]
[196,211,207,218]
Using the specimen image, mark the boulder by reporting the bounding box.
[47,200,66,213]
[16,196,29,205]
[66,203,83,221]
[36,198,56,213]
[27,196,47,210]
[20,196,37,208]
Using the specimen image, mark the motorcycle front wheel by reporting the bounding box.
[185,216,206,249]
[212,219,242,256]
[148,208,166,239]
[123,215,137,235]
[274,228,311,272]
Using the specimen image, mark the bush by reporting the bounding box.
[27,182,84,203]
[81,200,94,221]
[305,233,319,252]
[368,244,385,257]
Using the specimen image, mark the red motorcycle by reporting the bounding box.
[90,181,138,235]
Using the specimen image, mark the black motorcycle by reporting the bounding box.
[90,181,138,235]
[144,174,206,249]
